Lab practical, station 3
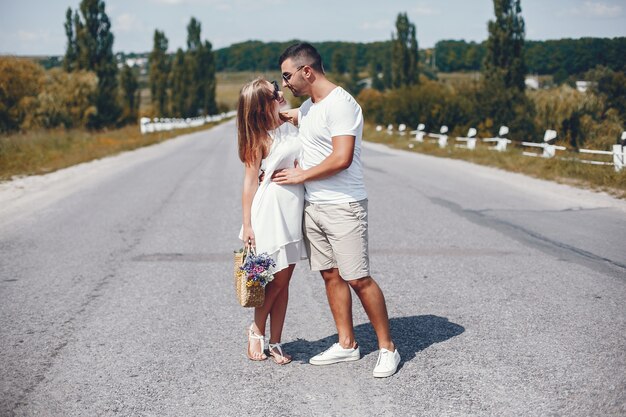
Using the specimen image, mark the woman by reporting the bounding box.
[237,78,304,365]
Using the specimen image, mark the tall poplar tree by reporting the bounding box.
[170,48,187,117]
[346,48,363,96]
[119,63,139,123]
[369,59,385,91]
[62,0,120,128]
[391,13,419,87]
[197,40,217,115]
[181,17,216,117]
[149,30,170,116]
[482,0,535,137]
[484,0,526,92]
[63,8,78,72]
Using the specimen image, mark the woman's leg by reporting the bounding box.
[268,264,295,363]
[249,264,294,359]
[269,264,295,344]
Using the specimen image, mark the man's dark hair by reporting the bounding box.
[278,42,324,73]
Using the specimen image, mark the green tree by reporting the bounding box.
[197,40,217,115]
[169,48,187,117]
[391,12,419,87]
[119,64,139,124]
[149,29,170,116]
[181,18,217,117]
[481,0,535,138]
[64,0,121,128]
[63,8,78,71]
[382,58,392,89]
[484,0,526,91]
[186,17,202,51]
[332,49,346,74]
[369,59,385,91]
[346,48,363,96]
[592,66,626,119]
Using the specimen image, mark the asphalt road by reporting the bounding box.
[1,120,625,416]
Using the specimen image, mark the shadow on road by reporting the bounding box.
[283,315,464,364]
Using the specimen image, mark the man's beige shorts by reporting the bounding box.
[303,199,370,281]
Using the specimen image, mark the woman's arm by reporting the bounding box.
[241,149,262,247]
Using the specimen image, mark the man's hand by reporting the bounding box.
[272,161,306,185]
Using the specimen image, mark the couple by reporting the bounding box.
[237,43,400,378]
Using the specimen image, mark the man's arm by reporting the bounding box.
[272,135,355,185]
[280,108,299,126]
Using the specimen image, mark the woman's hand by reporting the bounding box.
[242,225,255,248]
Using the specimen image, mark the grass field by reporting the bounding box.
[364,123,626,198]
[0,121,227,181]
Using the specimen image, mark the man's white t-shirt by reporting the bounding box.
[298,87,367,204]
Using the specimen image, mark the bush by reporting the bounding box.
[0,57,44,133]
[31,68,98,129]
[529,69,625,149]
[358,79,481,135]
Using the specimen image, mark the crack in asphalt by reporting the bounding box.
[428,196,626,277]
[476,206,612,214]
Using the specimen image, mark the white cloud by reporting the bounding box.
[115,13,143,32]
[414,2,440,16]
[17,30,40,42]
[569,1,622,17]
[361,19,391,31]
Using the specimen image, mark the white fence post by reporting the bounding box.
[410,124,426,142]
[521,129,565,158]
[614,132,626,172]
[483,126,511,151]
[612,144,624,172]
[398,124,407,136]
[455,127,478,150]
[426,126,448,148]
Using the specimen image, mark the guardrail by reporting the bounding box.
[377,124,626,172]
[140,110,236,134]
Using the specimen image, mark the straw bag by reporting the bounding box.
[234,246,265,308]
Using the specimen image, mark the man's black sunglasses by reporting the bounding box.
[281,65,305,83]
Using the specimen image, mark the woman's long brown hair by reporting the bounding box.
[236,78,277,166]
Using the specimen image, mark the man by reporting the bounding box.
[272,43,400,378]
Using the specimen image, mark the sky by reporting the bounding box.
[1,0,625,56]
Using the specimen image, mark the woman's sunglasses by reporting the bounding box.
[270,80,280,101]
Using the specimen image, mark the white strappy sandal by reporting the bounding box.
[268,343,292,365]
[247,325,267,361]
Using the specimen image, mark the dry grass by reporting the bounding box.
[364,124,626,198]
[216,71,282,109]
[0,121,227,181]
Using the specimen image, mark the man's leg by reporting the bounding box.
[320,267,356,349]
[348,276,394,352]
[304,203,357,349]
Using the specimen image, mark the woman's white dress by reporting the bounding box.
[239,122,306,274]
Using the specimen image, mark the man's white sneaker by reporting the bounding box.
[309,343,361,365]
[372,348,401,378]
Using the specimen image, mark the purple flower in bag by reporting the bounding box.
[240,249,276,288]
